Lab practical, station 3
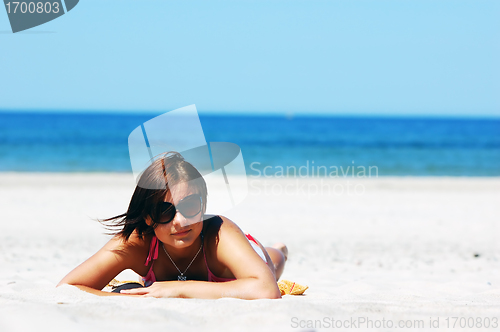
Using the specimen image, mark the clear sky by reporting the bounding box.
[0,0,499,117]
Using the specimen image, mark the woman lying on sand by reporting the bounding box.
[58,152,288,299]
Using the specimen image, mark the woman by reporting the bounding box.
[57,152,287,299]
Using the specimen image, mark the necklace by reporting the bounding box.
[162,240,203,281]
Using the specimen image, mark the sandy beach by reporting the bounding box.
[0,173,499,331]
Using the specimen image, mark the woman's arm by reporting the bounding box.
[71,285,136,296]
[122,217,281,299]
[120,278,279,299]
[57,234,147,296]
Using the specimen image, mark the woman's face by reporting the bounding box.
[153,182,204,250]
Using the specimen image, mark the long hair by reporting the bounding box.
[101,152,208,241]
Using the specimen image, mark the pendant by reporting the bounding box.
[178,275,187,281]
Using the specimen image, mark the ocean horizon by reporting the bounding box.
[0,111,499,176]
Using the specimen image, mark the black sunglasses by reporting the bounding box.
[156,194,203,224]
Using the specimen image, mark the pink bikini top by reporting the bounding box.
[142,234,236,286]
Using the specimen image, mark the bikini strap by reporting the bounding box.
[145,235,159,266]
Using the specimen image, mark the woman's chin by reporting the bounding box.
[171,230,202,247]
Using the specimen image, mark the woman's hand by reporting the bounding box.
[119,281,181,298]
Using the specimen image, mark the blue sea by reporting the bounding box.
[0,112,499,176]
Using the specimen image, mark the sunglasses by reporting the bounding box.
[156,194,203,224]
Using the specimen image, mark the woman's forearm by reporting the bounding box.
[175,278,281,300]
[61,284,139,297]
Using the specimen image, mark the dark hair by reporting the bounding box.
[101,152,208,241]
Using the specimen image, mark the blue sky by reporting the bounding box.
[0,0,499,116]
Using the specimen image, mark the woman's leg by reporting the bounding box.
[265,243,288,281]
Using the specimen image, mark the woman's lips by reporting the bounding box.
[172,229,191,236]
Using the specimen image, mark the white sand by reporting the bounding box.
[0,173,499,331]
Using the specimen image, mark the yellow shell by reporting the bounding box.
[277,280,308,295]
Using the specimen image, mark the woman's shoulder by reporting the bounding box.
[203,215,246,244]
[202,215,252,274]
[204,214,239,227]
[105,231,153,262]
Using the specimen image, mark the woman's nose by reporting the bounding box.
[172,212,189,228]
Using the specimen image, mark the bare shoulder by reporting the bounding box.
[211,216,252,253]
[216,216,272,266]
[207,215,274,280]
[103,231,147,252]
[107,231,153,270]
[212,215,246,241]
[202,215,247,255]
[219,215,243,231]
